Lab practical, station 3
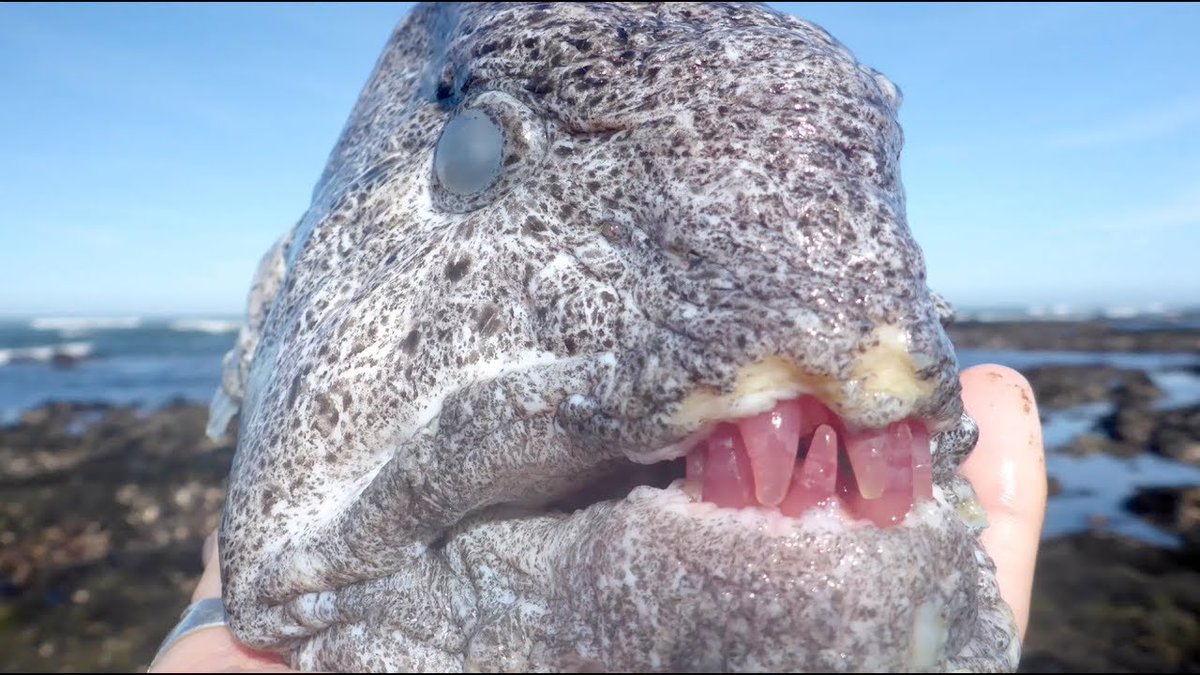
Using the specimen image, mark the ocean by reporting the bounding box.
[3,313,1199,546]
[0,317,238,424]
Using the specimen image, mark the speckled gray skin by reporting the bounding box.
[211,3,1019,671]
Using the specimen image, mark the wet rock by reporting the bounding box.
[1084,398,1200,465]
[1152,404,1200,466]
[1061,432,1142,459]
[50,353,81,369]
[0,402,234,672]
[1022,365,1161,411]
[1100,404,1159,447]
[1126,485,1200,555]
[948,320,1200,353]
[1021,532,1200,672]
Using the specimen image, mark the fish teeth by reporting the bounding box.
[735,398,803,507]
[700,423,755,509]
[910,420,933,502]
[682,395,935,528]
[844,428,889,499]
[779,424,838,517]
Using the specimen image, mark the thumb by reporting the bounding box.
[958,364,1047,641]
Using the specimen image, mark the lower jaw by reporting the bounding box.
[444,478,1020,673]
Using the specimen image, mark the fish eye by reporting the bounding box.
[433,109,504,196]
[430,91,548,213]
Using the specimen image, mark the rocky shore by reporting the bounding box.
[0,402,232,672]
[2,335,1199,671]
[948,319,1200,353]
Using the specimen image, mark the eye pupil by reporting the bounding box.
[434,109,504,195]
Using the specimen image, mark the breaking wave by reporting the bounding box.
[30,317,142,331]
[167,319,240,334]
[0,342,94,367]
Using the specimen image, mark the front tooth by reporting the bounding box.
[779,423,838,518]
[845,429,889,499]
[910,421,933,501]
[701,423,756,509]
[736,398,803,506]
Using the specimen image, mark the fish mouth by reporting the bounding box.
[544,393,937,531]
[446,389,1012,672]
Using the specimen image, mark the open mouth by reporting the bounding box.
[548,394,935,529]
[682,394,933,527]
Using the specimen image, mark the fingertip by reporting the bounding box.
[960,364,1046,519]
[958,363,1047,641]
[961,364,1038,419]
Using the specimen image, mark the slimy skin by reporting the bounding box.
[209,3,1020,671]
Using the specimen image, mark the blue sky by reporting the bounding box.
[1,2,1197,316]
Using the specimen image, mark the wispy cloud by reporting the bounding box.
[1045,95,1200,150]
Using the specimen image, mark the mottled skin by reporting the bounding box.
[211,3,1019,671]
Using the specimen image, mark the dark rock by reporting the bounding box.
[1022,365,1161,411]
[1087,400,1200,465]
[1022,532,1200,672]
[50,353,80,369]
[1151,404,1200,466]
[1061,432,1143,459]
[1047,475,1062,497]
[948,320,1200,353]
[1113,372,1165,408]
[0,402,234,672]
[1126,485,1200,556]
[1100,404,1159,447]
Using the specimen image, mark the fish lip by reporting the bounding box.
[438,464,1014,672]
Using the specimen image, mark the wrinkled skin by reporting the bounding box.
[210,3,1020,671]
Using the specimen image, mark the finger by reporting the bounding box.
[148,628,295,673]
[958,364,1047,641]
[202,530,218,566]
[190,533,223,603]
[147,533,297,673]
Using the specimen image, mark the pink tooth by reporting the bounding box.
[846,422,915,527]
[735,398,804,506]
[844,428,889,499]
[701,423,756,509]
[910,421,933,501]
[779,423,838,518]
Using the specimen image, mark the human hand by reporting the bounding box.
[959,364,1047,640]
[146,532,296,673]
[149,363,1045,671]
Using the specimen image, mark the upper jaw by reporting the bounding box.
[620,343,962,466]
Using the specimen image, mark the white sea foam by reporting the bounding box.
[0,341,94,367]
[168,319,241,334]
[30,317,142,336]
